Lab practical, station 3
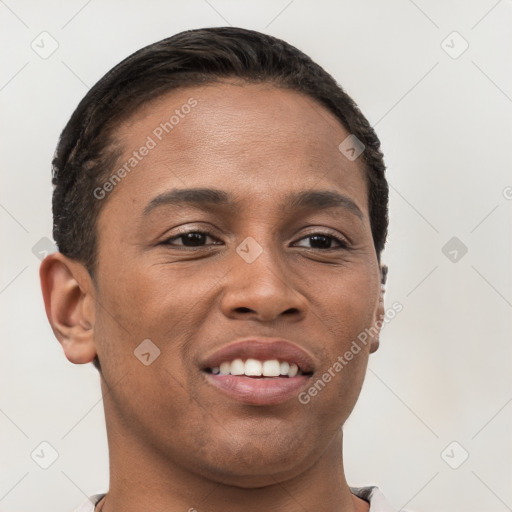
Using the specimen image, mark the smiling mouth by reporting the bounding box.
[204,358,313,378]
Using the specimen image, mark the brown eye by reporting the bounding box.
[163,230,220,247]
[293,233,348,250]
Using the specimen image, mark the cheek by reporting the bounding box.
[303,264,379,408]
[99,357,208,459]
[315,264,379,341]
[95,263,185,335]
[92,264,209,397]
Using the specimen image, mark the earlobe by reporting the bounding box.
[39,253,97,364]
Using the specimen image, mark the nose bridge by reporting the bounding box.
[221,229,305,321]
[237,234,289,286]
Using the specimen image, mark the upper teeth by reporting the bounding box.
[211,359,299,377]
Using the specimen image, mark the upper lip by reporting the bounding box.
[200,337,316,374]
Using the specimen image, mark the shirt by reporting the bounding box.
[71,486,398,511]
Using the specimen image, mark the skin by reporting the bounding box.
[40,82,386,512]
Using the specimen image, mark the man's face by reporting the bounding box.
[90,82,383,486]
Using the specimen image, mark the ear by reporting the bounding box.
[369,264,388,354]
[39,252,97,364]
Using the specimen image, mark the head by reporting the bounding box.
[41,27,388,485]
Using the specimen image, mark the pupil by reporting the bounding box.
[310,235,330,249]
[183,233,205,246]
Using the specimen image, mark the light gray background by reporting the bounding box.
[1,1,511,511]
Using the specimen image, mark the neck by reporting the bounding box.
[100,395,368,512]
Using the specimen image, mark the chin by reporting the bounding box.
[189,434,313,487]
[201,461,306,489]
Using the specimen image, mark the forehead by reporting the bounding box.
[104,81,368,218]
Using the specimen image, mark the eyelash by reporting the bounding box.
[162,229,349,250]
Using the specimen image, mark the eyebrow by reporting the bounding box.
[142,187,364,220]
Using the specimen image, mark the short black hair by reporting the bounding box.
[51,26,389,372]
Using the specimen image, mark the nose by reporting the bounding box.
[220,239,307,323]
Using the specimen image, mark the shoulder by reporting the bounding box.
[70,493,106,512]
[350,486,399,512]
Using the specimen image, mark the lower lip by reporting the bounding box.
[204,373,311,405]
